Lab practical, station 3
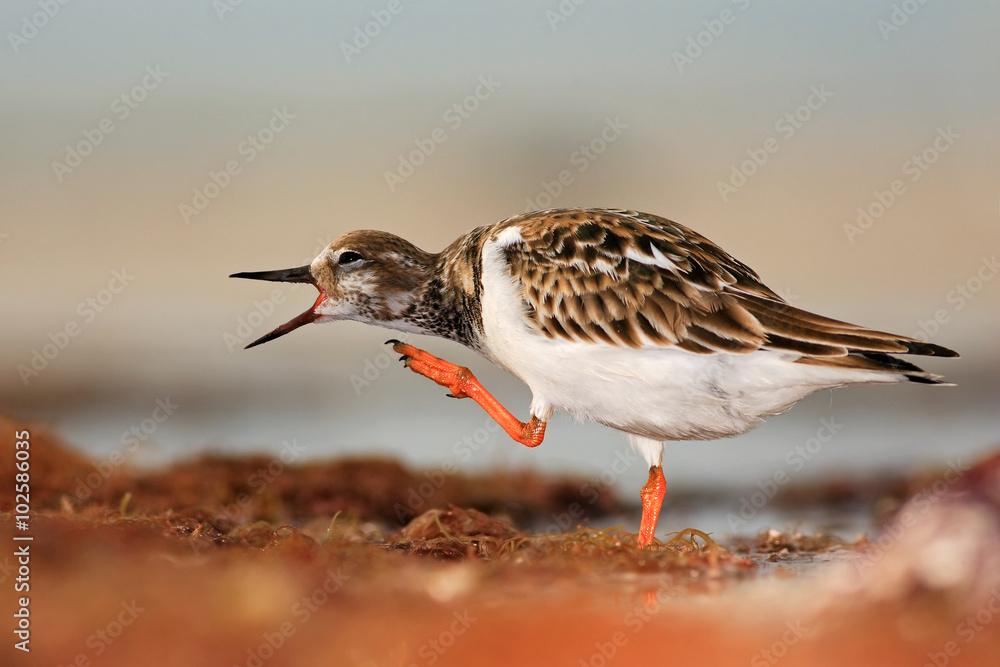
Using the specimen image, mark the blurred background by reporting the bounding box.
[2,1,998,527]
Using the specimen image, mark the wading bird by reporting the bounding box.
[231,208,957,547]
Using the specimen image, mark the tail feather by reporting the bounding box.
[900,340,960,358]
[794,350,954,385]
[738,292,960,384]
[741,293,961,363]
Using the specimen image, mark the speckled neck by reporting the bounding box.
[402,226,491,350]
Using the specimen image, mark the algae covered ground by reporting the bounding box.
[3,415,999,667]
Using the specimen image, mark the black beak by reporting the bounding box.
[229,265,315,284]
[230,265,326,348]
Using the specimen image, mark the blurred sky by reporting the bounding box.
[2,1,999,501]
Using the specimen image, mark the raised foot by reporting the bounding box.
[385,339,546,448]
[387,339,472,399]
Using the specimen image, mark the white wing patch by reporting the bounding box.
[625,246,680,272]
[493,225,524,249]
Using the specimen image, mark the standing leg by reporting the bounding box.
[638,465,666,548]
[629,435,666,548]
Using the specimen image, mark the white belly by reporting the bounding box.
[478,237,901,441]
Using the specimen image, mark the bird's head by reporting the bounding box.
[230,230,434,348]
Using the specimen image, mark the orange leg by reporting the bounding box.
[387,340,546,448]
[638,465,666,548]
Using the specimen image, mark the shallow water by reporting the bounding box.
[16,359,997,537]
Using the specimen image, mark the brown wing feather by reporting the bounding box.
[491,209,959,368]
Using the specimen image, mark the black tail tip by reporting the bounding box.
[905,373,952,385]
[906,341,960,358]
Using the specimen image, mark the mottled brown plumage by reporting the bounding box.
[487,209,956,376]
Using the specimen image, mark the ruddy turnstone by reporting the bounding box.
[231,208,958,547]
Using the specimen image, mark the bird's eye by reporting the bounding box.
[339,251,364,265]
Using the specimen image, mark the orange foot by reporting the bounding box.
[638,465,666,548]
[387,340,546,448]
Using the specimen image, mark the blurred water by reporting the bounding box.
[16,350,998,523]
